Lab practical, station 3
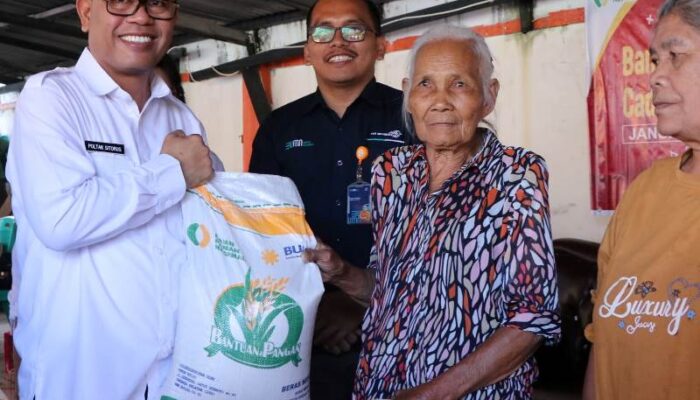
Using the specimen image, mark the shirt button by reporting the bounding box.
[335,200,342,207]
[336,160,343,166]
[335,238,341,243]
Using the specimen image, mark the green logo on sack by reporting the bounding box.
[215,234,244,260]
[205,268,304,369]
[187,223,211,248]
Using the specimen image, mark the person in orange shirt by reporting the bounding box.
[583,1,700,398]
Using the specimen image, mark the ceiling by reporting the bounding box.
[0,0,518,86]
[0,0,328,84]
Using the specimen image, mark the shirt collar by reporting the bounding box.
[408,128,500,176]
[150,74,173,99]
[75,48,119,97]
[356,78,382,107]
[75,47,172,100]
[301,90,325,115]
[301,78,380,115]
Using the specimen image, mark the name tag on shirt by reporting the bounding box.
[85,140,125,154]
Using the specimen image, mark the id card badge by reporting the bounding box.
[347,145,371,225]
[347,181,371,224]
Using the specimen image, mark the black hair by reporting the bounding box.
[157,53,186,103]
[306,0,383,37]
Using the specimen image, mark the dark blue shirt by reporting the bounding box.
[249,80,409,269]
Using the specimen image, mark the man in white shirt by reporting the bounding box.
[6,0,214,398]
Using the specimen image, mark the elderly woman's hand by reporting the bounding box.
[303,239,376,307]
[393,380,451,400]
[303,239,347,282]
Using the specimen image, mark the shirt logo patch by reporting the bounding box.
[367,130,404,143]
[284,139,314,151]
[598,276,698,336]
[85,140,125,154]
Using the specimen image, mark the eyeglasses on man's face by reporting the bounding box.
[103,0,179,20]
[308,24,376,43]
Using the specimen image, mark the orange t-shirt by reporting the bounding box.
[590,155,700,399]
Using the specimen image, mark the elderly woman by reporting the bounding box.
[583,1,700,399]
[306,25,559,399]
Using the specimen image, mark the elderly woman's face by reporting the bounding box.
[650,13,700,140]
[407,39,496,151]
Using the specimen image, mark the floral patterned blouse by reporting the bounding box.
[353,130,560,400]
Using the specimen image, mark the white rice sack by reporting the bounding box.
[161,173,324,400]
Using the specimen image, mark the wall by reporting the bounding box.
[184,75,244,171]
[0,107,14,137]
[0,92,18,137]
[488,27,611,241]
[184,0,612,242]
[270,65,317,109]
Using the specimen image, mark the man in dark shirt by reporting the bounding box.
[249,0,409,398]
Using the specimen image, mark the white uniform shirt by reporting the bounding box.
[7,49,206,400]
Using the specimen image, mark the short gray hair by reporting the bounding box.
[402,25,496,136]
[659,0,700,29]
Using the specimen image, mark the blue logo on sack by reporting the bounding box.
[284,244,304,259]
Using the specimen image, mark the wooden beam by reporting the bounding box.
[190,46,302,81]
[0,58,35,75]
[382,0,506,32]
[241,66,272,122]
[30,4,76,19]
[0,75,22,85]
[0,36,80,59]
[518,0,534,33]
[0,11,85,40]
[176,12,250,45]
[276,0,312,10]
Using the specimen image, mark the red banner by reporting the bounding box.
[588,0,685,210]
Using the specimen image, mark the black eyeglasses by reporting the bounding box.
[308,25,375,43]
[104,0,179,20]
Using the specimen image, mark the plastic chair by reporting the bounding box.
[0,216,15,315]
[0,216,15,254]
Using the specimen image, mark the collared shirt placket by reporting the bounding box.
[405,149,485,386]
[140,100,175,361]
[403,158,441,387]
[330,108,348,246]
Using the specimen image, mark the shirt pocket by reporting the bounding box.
[90,153,135,177]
